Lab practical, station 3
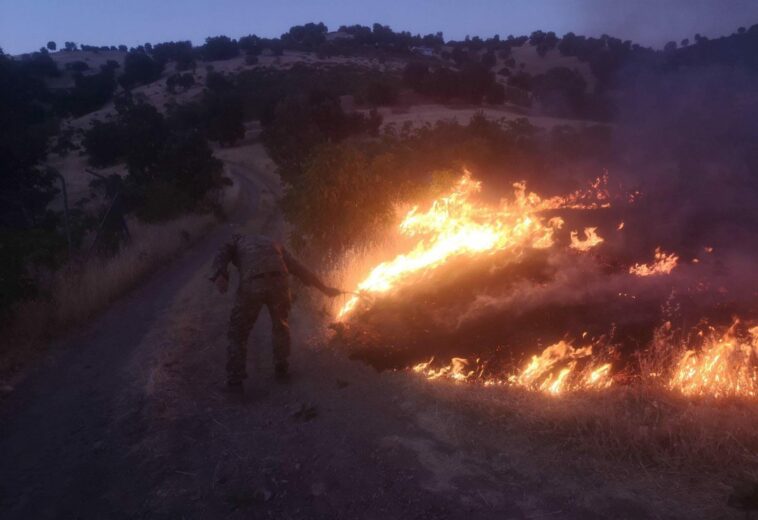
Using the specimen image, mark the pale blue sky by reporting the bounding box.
[1,0,757,55]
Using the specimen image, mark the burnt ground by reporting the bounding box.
[0,151,744,520]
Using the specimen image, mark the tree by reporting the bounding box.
[0,53,63,313]
[204,73,245,145]
[203,36,239,61]
[64,41,77,51]
[66,60,89,72]
[166,72,195,93]
[119,51,163,88]
[239,35,262,55]
[281,22,328,51]
[481,50,497,68]
[532,67,587,117]
[47,41,56,51]
[83,120,124,166]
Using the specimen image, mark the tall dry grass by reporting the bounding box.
[409,358,758,486]
[1,180,240,381]
[54,213,217,326]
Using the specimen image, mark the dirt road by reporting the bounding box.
[0,145,736,520]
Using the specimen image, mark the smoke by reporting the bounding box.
[337,62,758,371]
[456,65,758,326]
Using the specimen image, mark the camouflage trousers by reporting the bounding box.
[226,277,291,384]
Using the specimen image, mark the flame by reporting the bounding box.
[511,341,613,394]
[338,172,608,319]
[412,341,613,395]
[669,322,758,398]
[629,248,679,276]
[569,227,604,251]
[410,322,758,399]
[413,357,475,381]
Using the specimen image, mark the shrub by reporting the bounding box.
[120,51,163,88]
[203,36,239,61]
[83,120,123,166]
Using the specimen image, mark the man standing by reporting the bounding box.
[210,234,341,391]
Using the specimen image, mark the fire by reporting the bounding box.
[413,357,475,381]
[338,172,608,319]
[569,227,604,251]
[412,341,614,395]
[511,341,613,394]
[669,322,758,398]
[410,322,758,399]
[629,247,679,276]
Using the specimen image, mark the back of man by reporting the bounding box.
[210,234,341,392]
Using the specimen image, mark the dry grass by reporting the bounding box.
[426,377,758,479]
[54,213,216,326]
[1,180,239,382]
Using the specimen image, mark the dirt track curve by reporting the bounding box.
[0,145,733,520]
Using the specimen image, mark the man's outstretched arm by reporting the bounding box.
[281,247,342,297]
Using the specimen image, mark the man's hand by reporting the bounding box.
[322,286,343,298]
[214,275,229,294]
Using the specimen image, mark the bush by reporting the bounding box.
[120,51,163,88]
[166,72,195,93]
[83,120,123,166]
[532,67,588,117]
[151,40,195,70]
[203,36,239,61]
[66,60,89,72]
[364,81,398,106]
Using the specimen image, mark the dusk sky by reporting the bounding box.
[2,0,757,55]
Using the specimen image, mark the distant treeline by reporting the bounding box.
[2,20,758,316]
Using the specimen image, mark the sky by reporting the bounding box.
[1,0,757,55]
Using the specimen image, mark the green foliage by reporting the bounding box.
[83,98,224,223]
[166,72,195,93]
[120,51,164,89]
[279,114,555,258]
[83,120,123,167]
[261,90,382,183]
[0,53,63,315]
[281,142,404,254]
[151,41,195,70]
[203,36,239,61]
[402,62,504,104]
[281,22,328,51]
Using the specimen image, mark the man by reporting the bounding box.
[210,234,341,391]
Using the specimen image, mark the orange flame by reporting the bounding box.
[510,341,613,394]
[669,322,758,398]
[412,341,613,395]
[338,172,608,319]
[629,248,679,276]
[569,227,604,251]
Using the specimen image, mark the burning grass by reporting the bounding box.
[329,170,757,394]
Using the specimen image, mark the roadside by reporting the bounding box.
[0,161,239,389]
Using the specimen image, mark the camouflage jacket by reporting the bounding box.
[210,234,327,290]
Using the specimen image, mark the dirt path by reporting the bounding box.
[0,144,738,520]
